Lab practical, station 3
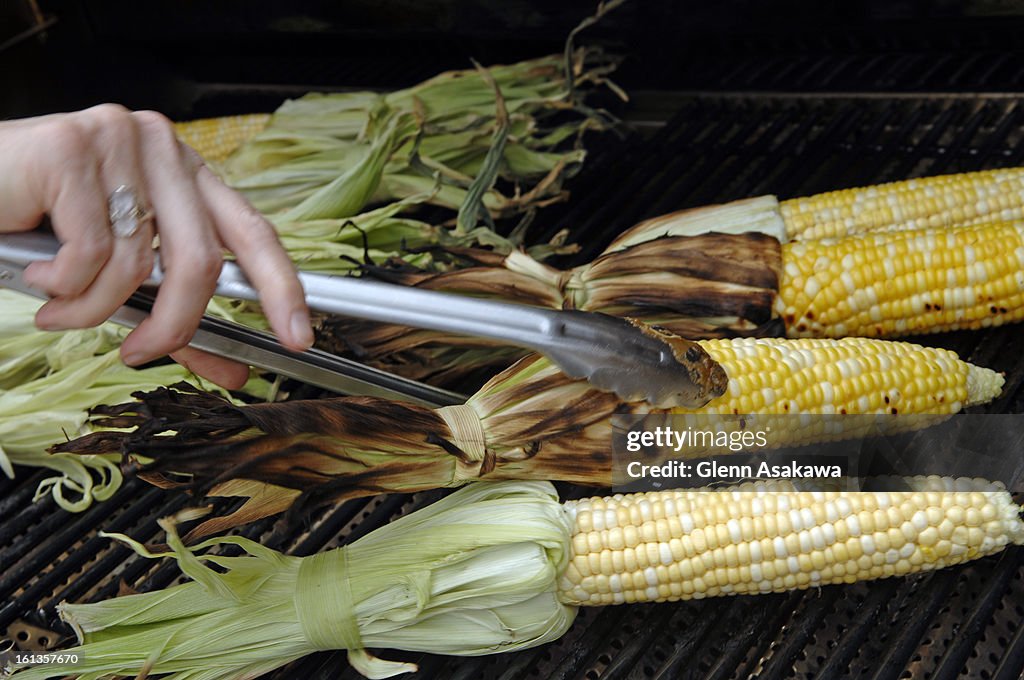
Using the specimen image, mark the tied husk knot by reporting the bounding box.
[13,481,576,680]
[52,341,672,538]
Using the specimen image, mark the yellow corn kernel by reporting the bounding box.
[558,477,1024,606]
[681,337,1002,419]
[174,114,271,163]
[778,222,1024,338]
[780,168,1024,240]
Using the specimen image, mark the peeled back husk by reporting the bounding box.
[0,291,273,511]
[316,198,786,387]
[11,481,575,680]
[50,334,1004,539]
[220,50,620,221]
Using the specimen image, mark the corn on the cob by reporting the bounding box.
[318,206,1024,385]
[54,336,1003,538]
[559,476,1023,605]
[779,167,1024,240]
[688,337,1000,416]
[599,169,1024,242]
[174,113,271,163]
[16,478,1023,680]
[778,221,1024,337]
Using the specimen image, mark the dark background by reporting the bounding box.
[4,3,1024,680]
[8,0,1024,121]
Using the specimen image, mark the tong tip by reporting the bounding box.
[628,319,728,408]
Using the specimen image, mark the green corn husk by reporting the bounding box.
[204,48,613,333]
[221,50,619,223]
[192,10,626,335]
[0,291,273,511]
[268,192,443,272]
[0,291,125,389]
[11,476,1024,679]
[279,110,415,222]
[11,481,576,680]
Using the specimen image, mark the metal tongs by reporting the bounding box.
[0,231,725,409]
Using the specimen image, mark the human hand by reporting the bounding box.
[0,104,313,389]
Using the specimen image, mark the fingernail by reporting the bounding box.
[35,312,64,332]
[22,262,43,289]
[121,350,146,366]
[290,310,315,349]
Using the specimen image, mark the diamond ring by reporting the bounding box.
[108,185,154,238]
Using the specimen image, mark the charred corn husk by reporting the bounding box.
[15,477,1023,679]
[0,290,275,512]
[54,336,1003,537]
[0,351,271,512]
[318,198,1024,385]
[316,209,788,384]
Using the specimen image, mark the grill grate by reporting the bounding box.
[2,92,1024,679]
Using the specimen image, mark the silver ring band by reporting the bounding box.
[108,185,153,238]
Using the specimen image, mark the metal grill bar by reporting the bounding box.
[2,91,1024,679]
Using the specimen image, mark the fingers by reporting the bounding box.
[34,105,157,330]
[170,347,250,390]
[118,111,223,366]
[188,149,313,351]
[21,160,112,298]
[4,109,116,297]
[1,105,311,376]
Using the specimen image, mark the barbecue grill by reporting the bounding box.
[2,2,1024,679]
